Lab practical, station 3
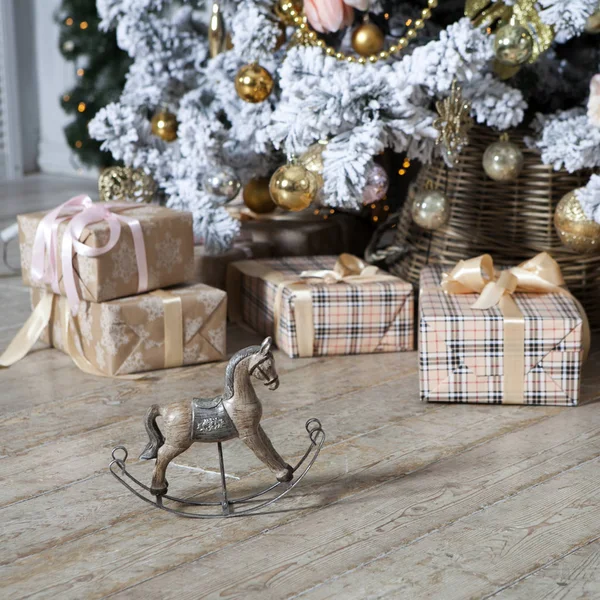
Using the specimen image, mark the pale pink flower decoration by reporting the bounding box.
[589,74,600,127]
[304,0,368,33]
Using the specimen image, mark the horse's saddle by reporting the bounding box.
[191,397,238,442]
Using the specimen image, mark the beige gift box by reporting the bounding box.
[19,204,195,304]
[31,283,227,376]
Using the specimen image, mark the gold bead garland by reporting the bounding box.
[281,0,439,65]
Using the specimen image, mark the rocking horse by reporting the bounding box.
[109,338,325,518]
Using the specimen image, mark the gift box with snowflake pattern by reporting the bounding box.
[30,283,226,376]
[19,203,194,304]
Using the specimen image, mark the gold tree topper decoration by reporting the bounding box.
[465,0,555,64]
[433,80,474,164]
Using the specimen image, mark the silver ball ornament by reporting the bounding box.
[411,187,450,231]
[203,166,241,202]
[482,137,524,182]
[362,164,389,204]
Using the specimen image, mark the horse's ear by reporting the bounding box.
[260,337,272,355]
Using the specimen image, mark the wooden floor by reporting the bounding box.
[1,175,600,599]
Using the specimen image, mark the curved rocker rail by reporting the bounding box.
[109,418,325,518]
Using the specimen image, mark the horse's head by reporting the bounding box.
[249,337,279,391]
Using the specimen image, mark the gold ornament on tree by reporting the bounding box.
[466,0,555,75]
[98,167,157,204]
[243,177,277,214]
[554,190,600,254]
[290,0,439,65]
[351,20,385,58]
[208,2,226,58]
[482,133,524,181]
[235,63,274,103]
[411,181,450,231]
[494,22,533,66]
[151,108,178,142]
[269,161,318,211]
[433,80,474,164]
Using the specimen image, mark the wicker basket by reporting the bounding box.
[366,125,600,328]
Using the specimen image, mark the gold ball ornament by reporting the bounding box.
[98,166,156,203]
[235,63,274,103]
[243,177,277,214]
[151,109,178,142]
[351,22,385,57]
[554,190,600,254]
[494,23,534,66]
[269,163,318,211]
[482,136,524,182]
[411,187,450,231]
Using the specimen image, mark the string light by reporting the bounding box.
[80,21,88,30]
[77,102,87,112]
[373,216,379,222]
[63,94,70,102]
[403,159,411,168]
[77,68,85,77]
[75,141,83,148]
[405,19,413,26]
[65,17,73,26]
[398,168,406,175]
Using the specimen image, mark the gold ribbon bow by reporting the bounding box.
[228,254,398,358]
[0,290,185,377]
[441,253,590,403]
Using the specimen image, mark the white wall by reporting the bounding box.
[33,0,96,178]
[0,0,23,180]
[14,0,39,173]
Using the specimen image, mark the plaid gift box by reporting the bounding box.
[228,255,414,358]
[419,264,585,406]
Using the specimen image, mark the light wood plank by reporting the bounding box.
[297,457,600,600]
[101,403,600,600]
[1,400,563,598]
[491,537,600,600]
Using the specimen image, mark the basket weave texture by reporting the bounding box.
[371,125,600,328]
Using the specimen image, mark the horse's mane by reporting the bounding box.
[222,345,261,401]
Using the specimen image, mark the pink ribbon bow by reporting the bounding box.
[30,194,148,314]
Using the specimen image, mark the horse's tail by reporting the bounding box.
[139,404,164,460]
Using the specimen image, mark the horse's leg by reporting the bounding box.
[241,425,293,482]
[150,442,191,495]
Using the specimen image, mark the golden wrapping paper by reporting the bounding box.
[19,204,195,303]
[31,283,227,376]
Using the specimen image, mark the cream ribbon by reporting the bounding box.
[0,290,184,377]
[228,254,399,358]
[441,253,590,403]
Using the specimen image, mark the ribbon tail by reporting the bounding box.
[0,294,54,367]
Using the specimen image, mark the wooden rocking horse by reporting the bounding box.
[140,337,292,495]
[109,337,325,517]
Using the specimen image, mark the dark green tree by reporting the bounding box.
[56,0,131,168]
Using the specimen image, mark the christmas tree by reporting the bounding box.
[57,0,131,168]
[90,0,600,252]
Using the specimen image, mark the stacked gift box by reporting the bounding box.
[17,198,227,376]
[9,196,589,405]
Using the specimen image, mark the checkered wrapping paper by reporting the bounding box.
[234,256,414,358]
[419,265,584,406]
